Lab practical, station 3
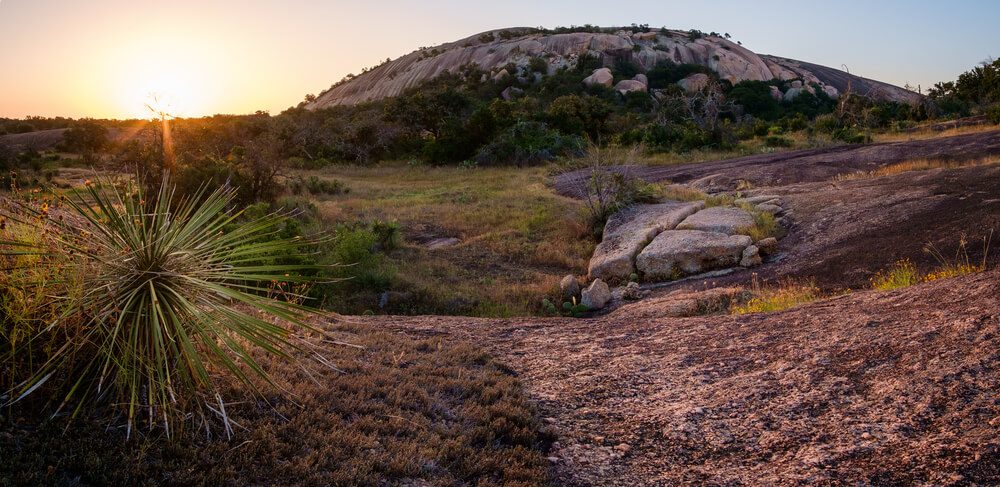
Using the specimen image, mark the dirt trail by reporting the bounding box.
[553,129,1000,197]
[364,269,1000,485]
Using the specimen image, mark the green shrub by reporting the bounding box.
[987,103,1000,125]
[764,135,793,148]
[832,127,871,144]
[0,178,327,434]
[528,56,548,74]
[475,121,584,166]
[371,219,402,251]
[288,175,348,195]
[870,259,921,290]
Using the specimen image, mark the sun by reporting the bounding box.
[123,63,206,119]
[109,39,216,119]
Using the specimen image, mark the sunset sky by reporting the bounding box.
[1,0,998,119]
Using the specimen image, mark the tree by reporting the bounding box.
[62,120,109,155]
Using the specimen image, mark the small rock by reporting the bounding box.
[756,237,779,256]
[426,237,460,249]
[740,245,762,268]
[621,281,643,300]
[581,279,612,310]
[634,73,648,86]
[560,274,580,299]
[756,203,783,215]
[547,456,560,464]
[614,443,632,453]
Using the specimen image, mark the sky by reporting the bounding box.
[0,0,997,119]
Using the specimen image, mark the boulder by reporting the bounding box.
[501,86,524,100]
[756,237,779,256]
[492,69,510,82]
[615,79,648,95]
[677,207,756,235]
[677,73,710,93]
[583,67,614,88]
[821,84,840,99]
[560,274,580,299]
[784,87,804,101]
[634,73,649,86]
[791,80,803,89]
[740,245,762,268]
[588,201,705,282]
[770,85,783,102]
[631,31,659,42]
[636,230,753,281]
[581,279,612,310]
[621,281,643,300]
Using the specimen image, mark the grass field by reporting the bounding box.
[295,163,596,316]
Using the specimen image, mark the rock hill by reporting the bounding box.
[307,27,921,108]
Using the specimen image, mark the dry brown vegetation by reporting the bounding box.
[0,320,550,486]
[833,155,1000,181]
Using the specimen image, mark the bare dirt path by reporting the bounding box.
[359,269,1000,485]
[552,129,1000,197]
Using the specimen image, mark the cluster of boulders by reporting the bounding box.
[583,66,838,102]
[559,274,612,311]
[557,193,789,313]
[583,68,649,95]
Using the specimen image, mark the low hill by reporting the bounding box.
[308,27,922,108]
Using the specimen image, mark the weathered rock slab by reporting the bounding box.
[588,201,705,282]
[636,230,752,281]
[677,206,755,235]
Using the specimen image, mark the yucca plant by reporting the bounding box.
[0,177,328,436]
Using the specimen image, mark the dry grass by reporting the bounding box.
[0,320,550,486]
[834,156,1000,181]
[294,163,594,316]
[872,121,1000,144]
[731,276,822,315]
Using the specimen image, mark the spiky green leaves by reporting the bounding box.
[1,178,328,435]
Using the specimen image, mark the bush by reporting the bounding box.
[579,143,658,236]
[832,127,871,144]
[0,178,327,434]
[731,278,820,314]
[870,259,921,290]
[475,121,584,166]
[288,175,348,195]
[528,56,548,74]
[764,135,793,148]
[988,103,1000,125]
